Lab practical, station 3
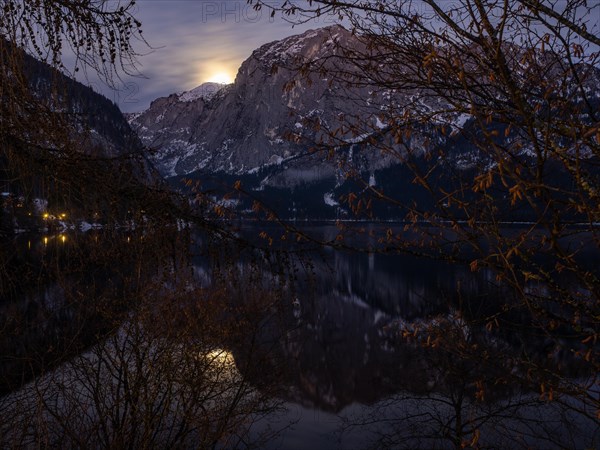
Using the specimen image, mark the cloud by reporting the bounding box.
[100,0,337,112]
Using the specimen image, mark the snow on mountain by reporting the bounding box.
[178,82,228,102]
[127,25,409,180]
[127,24,600,214]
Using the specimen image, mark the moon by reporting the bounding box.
[206,72,233,84]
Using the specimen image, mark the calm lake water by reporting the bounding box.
[2,225,598,449]
[194,224,599,449]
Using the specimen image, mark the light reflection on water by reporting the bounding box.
[32,233,69,249]
[3,226,598,449]
[196,225,598,449]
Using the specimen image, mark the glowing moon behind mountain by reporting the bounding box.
[206,72,234,84]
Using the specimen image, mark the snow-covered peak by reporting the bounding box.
[257,25,350,62]
[178,82,229,102]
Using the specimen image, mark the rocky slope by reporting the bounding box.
[1,40,161,231]
[128,25,424,180]
[1,39,146,162]
[128,26,600,221]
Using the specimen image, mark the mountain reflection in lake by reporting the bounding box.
[207,225,598,450]
[1,225,597,449]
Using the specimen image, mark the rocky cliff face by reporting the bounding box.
[128,26,599,220]
[128,26,418,181]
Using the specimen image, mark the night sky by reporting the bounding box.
[70,2,600,114]
[93,1,339,113]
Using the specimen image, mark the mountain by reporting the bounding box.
[129,26,411,178]
[1,40,147,161]
[128,26,600,221]
[0,39,160,230]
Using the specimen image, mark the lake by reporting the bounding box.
[193,224,599,449]
[1,224,598,449]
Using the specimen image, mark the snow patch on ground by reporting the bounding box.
[269,155,284,164]
[324,192,339,206]
[451,113,472,130]
[369,173,376,187]
[345,133,370,144]
[374,116,386,129]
